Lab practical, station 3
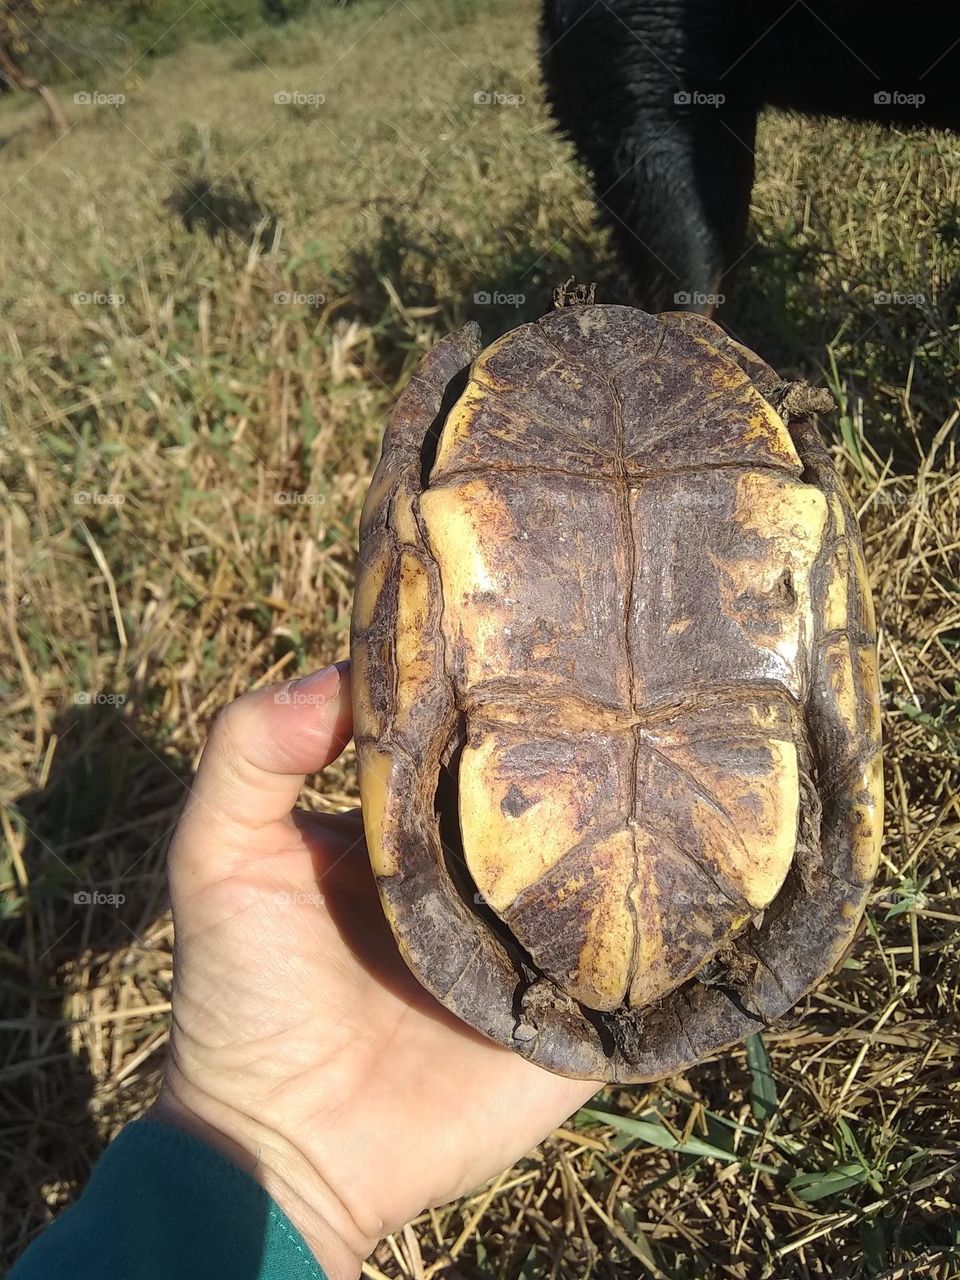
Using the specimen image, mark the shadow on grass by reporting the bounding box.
[722,220,960,466]
[165,171,280,247]
[3,700,187,1268]
[328,206,629,382]
[329,202,959,469]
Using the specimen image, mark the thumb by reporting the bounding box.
[169,661,352,888]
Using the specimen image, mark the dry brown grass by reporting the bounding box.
[1,1,959,1276]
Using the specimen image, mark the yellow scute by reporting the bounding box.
[358,746,396,876]
[739,397,801,467]
[459,732,592,911]
[693,737,800,909]
[390,484,421,546]
[626,830,676,1006]
[716,471,828,695]
[430,380,489,478]
[734,470,828,555]
[650,733,799,910]
[394,552,436,726]
[822,541,850,633]
[359,461,395,536]
[850,751,884,882]
[353,539,391,633]
[419,481,514,689]
[564,831,635,1010]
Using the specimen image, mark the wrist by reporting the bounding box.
[150,1084,372,1280]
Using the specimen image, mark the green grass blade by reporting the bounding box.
[746,1033,779,1123]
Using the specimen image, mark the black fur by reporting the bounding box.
[541,1,960,311]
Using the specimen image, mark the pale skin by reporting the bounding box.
[154,660,600,1280]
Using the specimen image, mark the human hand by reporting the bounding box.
[154,662,599,1280]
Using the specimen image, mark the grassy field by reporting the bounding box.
[2,0,959,1276]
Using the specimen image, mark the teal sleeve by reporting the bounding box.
[10,1118,329,1280]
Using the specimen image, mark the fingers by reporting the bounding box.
[169,661,352,887]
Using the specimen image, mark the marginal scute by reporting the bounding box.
[358,745,397,876]
[858,645,883,743]
[854,544,877,634]
[828,492,847,536]
[393,551,437,729]
[350,638,384,744]
[353,537,393,634]
[823,539,850,633]
[850,751,885,882]
[430,380,488,479]
[390,482,422,547]
[820,634,868,744]
[359,459,398,538]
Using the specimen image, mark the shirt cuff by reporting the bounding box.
[10,1117,328,1280]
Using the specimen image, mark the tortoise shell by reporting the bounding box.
[351,305,883,1082]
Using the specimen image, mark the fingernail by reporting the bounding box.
[275,663,341,709]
